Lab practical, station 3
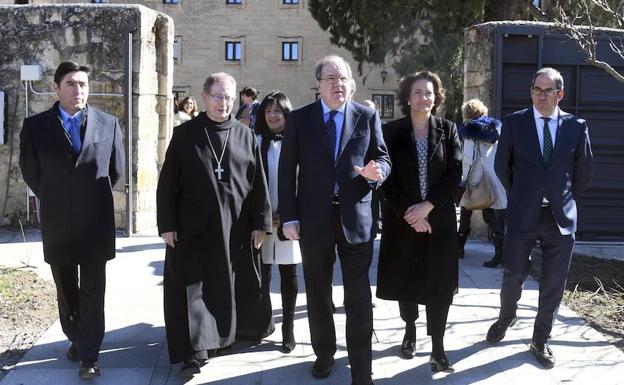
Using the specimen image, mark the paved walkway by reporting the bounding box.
[1,232,623,385]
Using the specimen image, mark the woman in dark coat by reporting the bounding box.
[376,71,462,372]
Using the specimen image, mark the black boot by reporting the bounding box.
[483,236,503,268]
[457,232,467,259]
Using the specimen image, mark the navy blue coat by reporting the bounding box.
[278,100,391,244]
[495,108,592,235]
[19,103,124,266]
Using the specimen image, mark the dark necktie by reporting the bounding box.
[68,116,82,155]
[542,117,553,165]
[326,110,337,161]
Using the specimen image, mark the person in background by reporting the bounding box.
[173,96,199,127]
[376,71,461,373]
[157,72,271,377]
[236,86,260,131]
[254,91,302,353]
[457,99,507,267]
[19,61,125,379]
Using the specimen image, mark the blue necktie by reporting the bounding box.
[68,116,81,155]
[326,110,337,161]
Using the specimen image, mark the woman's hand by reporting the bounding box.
[404,201,434,225]
[410,218,432,233]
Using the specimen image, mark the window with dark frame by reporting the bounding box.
[91,0,109,3]
[283,0,299,4]
[225,41,242,61]
[163,0,179,4]
[282,42,299,62]
[226,0,242,4]
[372,94,394,119]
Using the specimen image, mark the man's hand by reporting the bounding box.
[410,218,432,233]
[404,201,434,225]
[354,160,383,181]
[282,222,300,240]
[252,230,266,249]
[161,231,178,248]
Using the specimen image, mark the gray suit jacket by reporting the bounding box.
[495,108,592,235]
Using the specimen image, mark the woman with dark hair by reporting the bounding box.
[173,96,199,126]
[255,91,302,353]
[376,71,462,372]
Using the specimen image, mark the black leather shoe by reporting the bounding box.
[66,342,78,362]
[399,333,416,359]
[483,257,502,268]
[429,353,455,373]
[78,360,100,379]
[311,356,334,379]
[529,341,555,369]
[180,358,202,376]
[352,376,375,385]
[486,317,517,343]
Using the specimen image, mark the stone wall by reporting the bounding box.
[0,4,173,234]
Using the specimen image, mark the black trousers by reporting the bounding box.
[299,206,373,379]
[398,301,450,338]
[499,207,574,343]
[260,263,298,328]
[50,263,107,361]
[458,207,505,242]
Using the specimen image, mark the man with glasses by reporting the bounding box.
[279,55,390,385]
[157,72,272,376]
[486,67,593,369]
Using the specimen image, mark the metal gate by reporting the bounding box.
[493,25,624,241]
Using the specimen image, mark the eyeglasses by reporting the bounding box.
[531,87,560,96]
[319,76,350,84]
[209,94,235,102]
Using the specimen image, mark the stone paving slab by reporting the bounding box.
[1,234,623,385]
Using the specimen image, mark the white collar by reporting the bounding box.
[533,106,559,121]
[320,99,346,115]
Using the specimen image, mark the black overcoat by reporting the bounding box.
[376,115,462,305]
[156,113,272,362]
[19,103,124,266]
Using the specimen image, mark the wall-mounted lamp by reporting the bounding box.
[380,69,388,84]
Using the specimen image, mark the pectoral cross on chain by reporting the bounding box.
[215,164,224,180]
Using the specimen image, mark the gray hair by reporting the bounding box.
[314,55,357,94]
[203,72,236,93]
[532,67,564,91]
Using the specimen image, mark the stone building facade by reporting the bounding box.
[0,4,173,233]
[15,0,400,119]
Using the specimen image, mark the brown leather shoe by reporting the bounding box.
[529,341,555,369]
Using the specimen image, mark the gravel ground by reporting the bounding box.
[0,267,57,382]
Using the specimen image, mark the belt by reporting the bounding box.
[331,194,339,205]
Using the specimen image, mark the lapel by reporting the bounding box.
[46,104,75,155]
[398,117,419,164]
[427,115,445,164]
[313,100,333,160]
[79,105,99,163]
[525,108,544,161]
[550,109,568,162]
[336,101,360,163]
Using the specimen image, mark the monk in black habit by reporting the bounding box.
[156,72,272,376]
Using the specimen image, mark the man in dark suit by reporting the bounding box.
[487,67,592,368]
[279,55,391,385]
[19,61,124,379]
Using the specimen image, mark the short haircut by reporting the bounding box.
[203,72,236,94]
[397,70,446,116]
[54,61,90,85]
[255,91,293,137]
[462,99,488,121]
[314,55,353,81]
[241,86,258,99]
[532,67,564,90]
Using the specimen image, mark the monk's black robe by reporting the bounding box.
[157,112,272,363]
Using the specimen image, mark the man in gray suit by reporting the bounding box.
[486,67,592,368]
[20,61,124,379]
